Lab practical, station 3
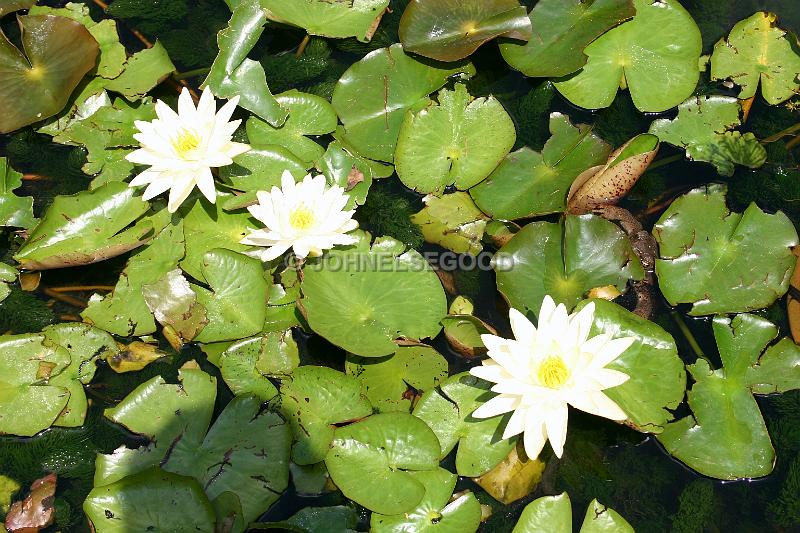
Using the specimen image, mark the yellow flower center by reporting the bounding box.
[173,128,201,158]
[536,356,570,389]
[289,205,315,230]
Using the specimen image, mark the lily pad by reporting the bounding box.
[278,366,373,465]
[553,0,702,112]
[575,299,686,433]
[205,0,288,126]
[0,333,70,436]
[218,330,299,400]
[104,42,175,100]
[649,96,766,177]
[711,12,800,105]
[494,215,644,316]
[441,314,495,359]
[499,0,635,78]
[411,192,488,255]
[190,249,269,343]
[332,44,475,162]
[345,345,449,412]
[324,412,441,515]
[317,140,393,208]
[0,157,35,229]
[566,133,659,214]
[0,14,99,133]
[260,0,389,42]
[142,267,208,344]
[219,147,308,203]
[413,372,516,477]
[399,0,532,62]
[246,90,337,166]
[97,366,291,524]
[470,113,611,219]
[653,184,798,315]
[474,444,545,505]
[300,239,447,357]
[512,493,634,533]
[0,0,34,17]
[82,220,185,337]
[370,467,482,533]
[0,263,16,303]
[259,505,359,533]
[84,469,216,533]
[395,83,516,194]
[14,181,153,270]
[658,314,800,480]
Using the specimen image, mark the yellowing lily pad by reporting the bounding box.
[261,0,389,42]
[399,0,532,62]
[411,192,488,255]
[553,0,702,112]
[711,12,800,105]
[395,83,516,193]
[0,14,99,133]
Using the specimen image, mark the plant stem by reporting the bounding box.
[296,34,311,58]
[173,67,211,81]
[670,309,711,365]
[646,153,684,172]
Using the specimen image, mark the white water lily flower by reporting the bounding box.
[240,171,359,261]
[470,296,635,460]
[126,87,250,213]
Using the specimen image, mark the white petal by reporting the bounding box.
[508,308,536,344]
[472,394,520,419]
[469,363,513,385]
[293,240,311,259]
[141,178,173,201]
[567,390,627,421]
[177,87,196,118]
[501,405,528,439]
[569,302,595,346]
[129,169,160,187]
[589,336,636,369]
[544,402,569,458]
[259,243,291,262]
[522,411,547,460]
[167,174,195,213]
[155,99,180,123]
[195,168,217,204]
[590,368,630,390]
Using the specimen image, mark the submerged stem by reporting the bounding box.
[670,309,711,365]
[646,153,684,172]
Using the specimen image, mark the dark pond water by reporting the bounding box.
[1,0,800,531]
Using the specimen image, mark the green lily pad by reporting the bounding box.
[190,249,269,343]
[332,44,475,162]
[205,0,288,126]
[301,239,447,357]
[553,0,702,112]
[318,140,393,208]
[246,90,336,166]
[441,314,495,359]
[411,192,488,255]
[649,96,766,177]
[395,83,516,193]
[566,133,659,214]
[413,372,516,477]
[98,366,291,523]
[0,157,35,229]
[219,147,308,201]
[49,96,157,186]
[142,268,209,344]
[711,12,800,105]
[259,505,358,533]
[470,113,611,219]
[499,0,635,78]
[84,469,216,533]
[0,333,70,436]
[658,314,800,480]
[179,199,256,283]
[14,181,153,270]
[261,0,389,42]
[42,323,118,428]
[325,412,441,515]
[0,14,99,133]
[371,467,481,533]
[399,0,531,62]
[104,42,175,100]
[278,366,373,465]
[218,330,299,400]
[495,214,644,316]
[575,299,686,433]
[653,184,798,315]
[82,220,184,337]
[512,493,634,533]
[345,345,449,413]
[0,262,16,303]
